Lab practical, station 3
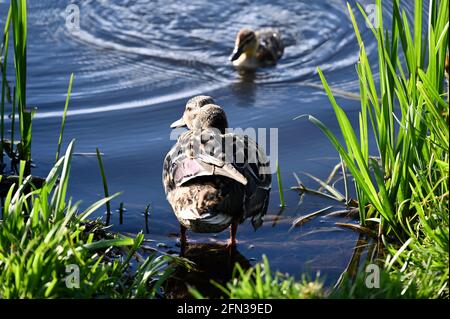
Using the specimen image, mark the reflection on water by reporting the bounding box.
[231,70,257,107]
[165,243,251,299]
[334,233,385,289]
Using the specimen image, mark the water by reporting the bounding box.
[0,0,415,294]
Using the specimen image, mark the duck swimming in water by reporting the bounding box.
[163,96,271,248]
[229,28,284,69]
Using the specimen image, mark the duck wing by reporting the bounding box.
[163,130,271,229]
[256,29,284,65]
[227,133,271,228]
[163,130,247,195]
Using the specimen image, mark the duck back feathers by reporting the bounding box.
[256,29,284,66]
[163,128,271,233]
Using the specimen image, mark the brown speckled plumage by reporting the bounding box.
[163,96,271,241]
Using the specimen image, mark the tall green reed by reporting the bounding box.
[96,148,112,225]
[305,0,448,242]
[0,7,11,168]
[55,73,74,162]
[11,0,33,175]
[276,160,286,208]
[0,1,33,174]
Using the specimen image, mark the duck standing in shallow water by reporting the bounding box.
[163,96,271,248]
[229,28,284,69]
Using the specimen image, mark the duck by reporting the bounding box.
[229,28,284,69]
[162,95,271,248]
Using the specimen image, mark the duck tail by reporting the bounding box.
[177,208,203,221]
[177,209,233,233]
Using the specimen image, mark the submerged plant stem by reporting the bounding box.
[96,147,112,225]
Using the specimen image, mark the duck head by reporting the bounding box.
[229,29,258,63]
[170,95,229,134]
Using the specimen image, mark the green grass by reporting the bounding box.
[309,0,448,239]
[0,140,174,298]
[190,255,324,299]
[189,254,421,299]
[302,0,448,298]
[330,269,418,299]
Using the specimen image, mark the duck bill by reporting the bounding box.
[170,118,186,128]
[229,46,243,62]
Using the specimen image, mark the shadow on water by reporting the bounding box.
[164,243,251,299]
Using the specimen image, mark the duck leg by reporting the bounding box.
[227,222,238,247]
